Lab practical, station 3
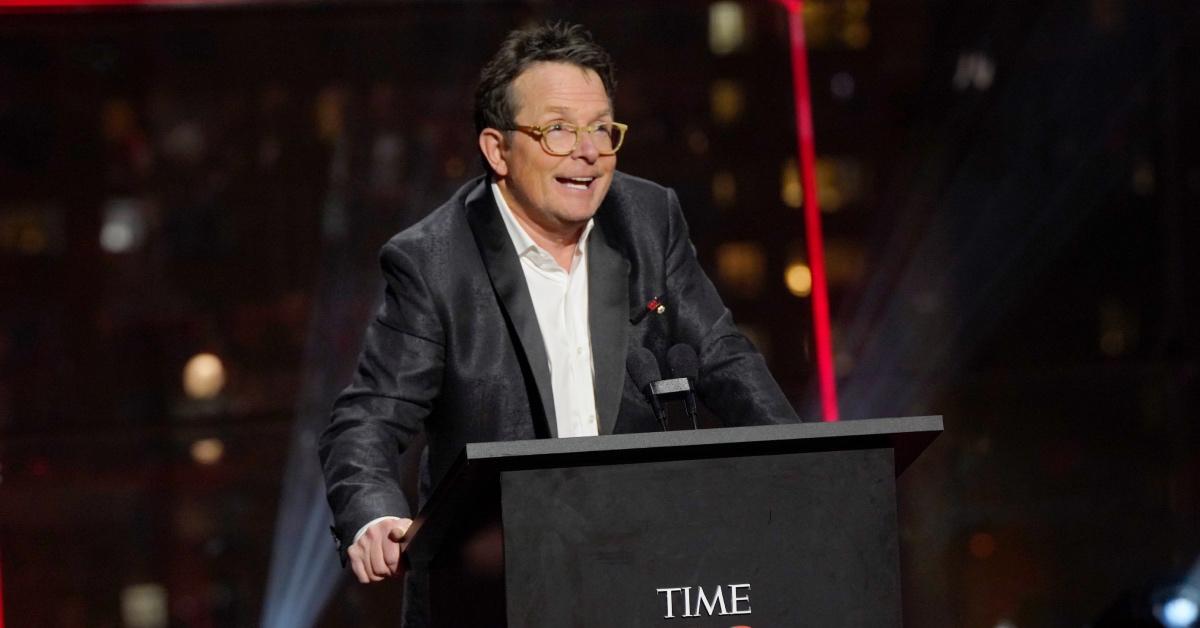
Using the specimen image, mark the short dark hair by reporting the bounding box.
[474,22,617,137]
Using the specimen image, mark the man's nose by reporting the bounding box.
[571,132,600,162]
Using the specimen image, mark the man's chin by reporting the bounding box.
[551,197,602,222]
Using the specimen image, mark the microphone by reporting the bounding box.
[666,344,700,429]
[627,347,667,430]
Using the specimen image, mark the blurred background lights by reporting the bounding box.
[716,241,766,299]
[120,583,168,628]
[161,120,206,164]
[100,197,147,254]
[801,0,870,49]
[784,261,813,297]
[708,1,746,56]
[830,71,856,100]
[968,531,997,559]
[709,79,745,124]
[780,158,803,208]
[1154,584,1200,628]
[1161,597,1200,628]
[183,352,226,400]
[0,206,62,256]
[841,19,870,49]
[953,50,996,91]
[190,437,225,465]
[314,85,347,142]
[712,170,737,208]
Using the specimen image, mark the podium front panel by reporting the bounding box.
[500,447,901,628]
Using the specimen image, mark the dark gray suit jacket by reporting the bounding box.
[319,171,799,556]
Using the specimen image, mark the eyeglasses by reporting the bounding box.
[509,121,629,156]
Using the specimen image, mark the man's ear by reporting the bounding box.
[479,129,509,177]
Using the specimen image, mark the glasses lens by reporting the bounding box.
[590,124,614,154]
[543,124,576,155]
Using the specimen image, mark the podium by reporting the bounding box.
[403,415,942,627]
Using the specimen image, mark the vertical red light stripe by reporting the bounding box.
[782,0,839,421]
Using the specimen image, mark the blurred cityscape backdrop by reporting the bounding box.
[0,0,1197,626]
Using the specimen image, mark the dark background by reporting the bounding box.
[0,1,1197,626]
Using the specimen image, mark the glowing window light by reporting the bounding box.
[121,583,167,628]
[183,353,226,400]
[708,1,747,56]
[781,158,803,208]
[716,242,765,298]
[712,171,737,208]
[190,438,224,465]
[953,51,996,91]
[784,261,813,297]
[710,80,745,125]
[100,198,147,254]
[314,86,346,143]
[800,0,837,48]
[841,21,870,49]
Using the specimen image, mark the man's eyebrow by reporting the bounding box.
[541,105,614,118]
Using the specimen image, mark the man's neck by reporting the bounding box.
[497,184,586,270]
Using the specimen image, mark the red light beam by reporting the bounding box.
[780,0,840,421]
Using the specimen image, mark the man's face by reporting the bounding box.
[493,61,616,238]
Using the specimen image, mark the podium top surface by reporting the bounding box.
[463,415,943,477]
[403,416,942,567]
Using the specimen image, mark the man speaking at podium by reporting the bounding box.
[319,20,799,621]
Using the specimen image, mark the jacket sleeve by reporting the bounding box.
[318,240,446,555]
[661,187,802,425]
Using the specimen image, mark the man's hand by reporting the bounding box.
[348,517,413,583]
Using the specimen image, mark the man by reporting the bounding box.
[319,20,799,614]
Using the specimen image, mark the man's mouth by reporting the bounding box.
[555,176,597,191]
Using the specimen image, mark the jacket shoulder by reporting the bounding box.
[601,171,680,237]
[610,171,673,205]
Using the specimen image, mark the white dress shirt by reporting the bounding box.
[352,183,602,544]
[491,182,600,439]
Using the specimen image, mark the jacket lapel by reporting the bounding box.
[588,215,630,436]
[465,180,558,438]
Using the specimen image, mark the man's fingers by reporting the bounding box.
[387,524,409,543]
[368,536,391,577]
[384,534,401,570]
[348,518,413,583]
[350,556,370,584]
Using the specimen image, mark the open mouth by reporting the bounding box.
[555,176,596,191]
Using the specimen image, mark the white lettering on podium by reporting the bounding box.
[656,588,683,618]
[729,583,752,615]
[657,584,751,619]
[695,584,728,616]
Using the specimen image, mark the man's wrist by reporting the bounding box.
[352,516,406,544]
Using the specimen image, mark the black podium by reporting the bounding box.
[403,415,942,627]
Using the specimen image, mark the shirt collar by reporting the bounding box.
[491,182,594,261]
